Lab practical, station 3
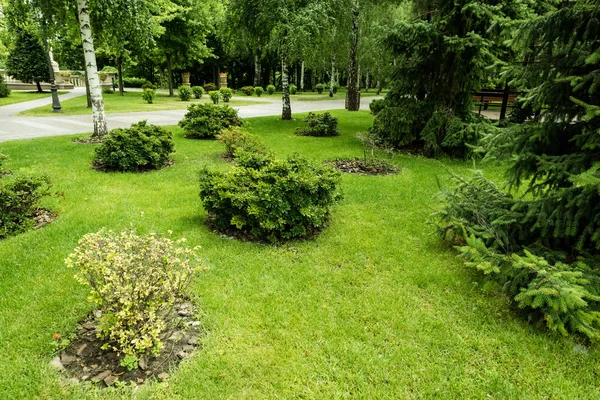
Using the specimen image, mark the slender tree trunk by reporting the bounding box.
[346,0,360,111]
[311,70,315,91]
[166,53,174,97]
[117,54,124,96]
[329,58,336,97]
[300,61,305,92]
[282,54,292,120]
[254,53,261,87]
[376,64,382,95]
[365,69,370,93]
[77,0,107,139]
[35,81,43,93]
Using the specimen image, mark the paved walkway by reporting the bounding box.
[0,89,379,143]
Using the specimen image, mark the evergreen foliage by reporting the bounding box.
[6,29,50,92]
[0,74,10,98]
[178,103,243,139]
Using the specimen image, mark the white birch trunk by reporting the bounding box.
[329,59,335,97]
[300,61,305,92]
[281,55,292,120]
[77,0,107,139]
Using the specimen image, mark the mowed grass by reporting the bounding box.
[18,91,266,116]
[0,90,68,107]
[0,110,598,399]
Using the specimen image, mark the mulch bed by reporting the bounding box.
[326,159,399,175]
[50,300,202,389]
[74,137,103,145]
[33,208,56,229]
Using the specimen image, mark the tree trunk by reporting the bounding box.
[35,81,43,93]
[346,0,360,111]
[310,70,315,91]
[117,55,124,96]
[77,0,107,139]
[166,53,174,97]
[329,58,336,97]
[300,61,305,92]
[254,53,261,87]
[365,69,370,93]
[282,54,292,120]
[84,69,92,108]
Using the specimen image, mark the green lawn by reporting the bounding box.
[0,110,598,399]
[18,91,265,116]
[0,90,68,107]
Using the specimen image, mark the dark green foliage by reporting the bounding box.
[178,85,192,101]
[241,86,255,96]
[507,99,535,124]
[142,88,156,104]
[192,86,204,99]
[6,29,50,90]
[216,128,264,158]
[254,87,264,97]
[369,99,385,115]
[266,84,276,95]
[203,83,217,92]
[178,104,243,139]
[199,153,343,242]
[209,91,220,104]
[0,154,50,239]
[93,121,174,172]
[0,75,11,98]
[297,112,340,137]
[122,78,152,88]
[290,84,297,95]
[141,82,157,90]
[315,83,324,94]
[220,88,233,102]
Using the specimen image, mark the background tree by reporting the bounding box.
[6,28,49,92]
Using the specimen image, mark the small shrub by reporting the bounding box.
[142,88,156,104]
[192,86,204,99]
[122,77,150,88]
[209,91,220,104]
[178,85,192,101]
[141,82,156,90]
[369,99,386,115]
[0,154,50,239]
[241,86,255,96]
[220,87,233,102]
[178,103,243,139]
[217,128,264,158]
[93,121,174,171]
[203,82,217,92]
[290,84,297,95]
[0,75,11,98]
[102,87,114,95]
[66,229,201,367]
[297,112,340,137]
[254,86,264,97]
[333,83,340,94]
[266,84,276,95]
[315,83,324,94]
[199,153,343,242]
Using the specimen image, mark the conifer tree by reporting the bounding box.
[6,28,49,92]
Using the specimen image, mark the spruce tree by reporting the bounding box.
[6,29,50,93]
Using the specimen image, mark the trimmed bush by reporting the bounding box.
[93,121,175,172]
[241,86,255,96]
[369,99,386,115]
[315,83,324,94]
[178,85,192,101]
[0,154,50,239]
[254,86,264,97]
[192,86,204,99]
[122,77,151,88]
[178,103,243,139]
[297,112,340,137]
[66,229,201,368]
[199,153,343,242]
[209,91,220,104]
[102,87,114,95]
[142,88,156,104]
[217,128,264,159]
[203,82,217,92]
[220,87,233,102]
[141,82,156,90]
[0,75,11,98]
[290,84,297,95]
[266,84,276,95]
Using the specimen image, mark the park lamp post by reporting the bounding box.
[41,22,62,113]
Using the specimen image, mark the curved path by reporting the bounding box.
[0,88,379,143]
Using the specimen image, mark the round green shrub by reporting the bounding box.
[203,82,217,92]
[315,83,324,94]
[141,82,156,90]
[178,85,192,101]
[192,86,204,99]
[266,84,276,95]
[369,99,386,115]
[220,87,233,102]
[289,84,297,95]
[297,112,340,137]
[216,128,264,158]
[178,103,243,139]
[93,121,175,171]
[209,91,220,104]
[142,88,156,104]
[254,86,264,97]
[241,86,255,96]
[199,153,343,242]
[0,75,11,98]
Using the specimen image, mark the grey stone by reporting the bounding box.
[138,355,148,371]
[49,356,65,371]
[176,351,188,359]
[69,377,79,384]
[145,370,153,376]
[81,375,89,381]
[169,331,183,341]
[187,336,199,345]
[83,321,95,330]
[60,353,77,365]
[104,375,118,386]
[92,370,111,382]
[191,321,200,327]
[76,344,87,356]
[183,345,194,352]
[157,372,169,380]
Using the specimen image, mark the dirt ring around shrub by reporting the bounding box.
[325,159,399,176]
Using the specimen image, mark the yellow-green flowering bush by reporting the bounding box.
[66,229,201,367]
